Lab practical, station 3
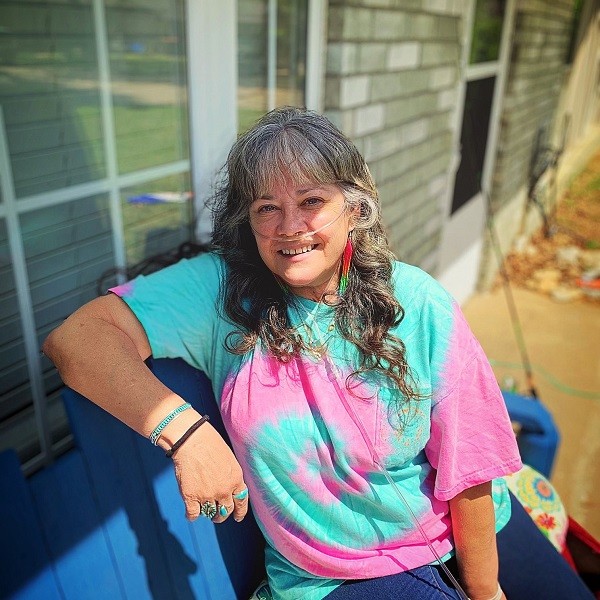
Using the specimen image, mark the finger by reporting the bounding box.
[232,485,249,522]
[185,499,201,521]
[212,501,235,524]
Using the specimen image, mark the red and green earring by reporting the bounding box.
[339,236,353,294]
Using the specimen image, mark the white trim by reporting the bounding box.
[267,0,278,111]
[6,160,190,216]
[465,60,500,81]
[438,190,487,274]
[480,0,517,198]
[0,108,52,465]
[186,0,237,243]
[92,0,127,281]
[117,160,190,189]
[16,180,110,213]
[437,0,517,300]
[305,0,327,111]
[443,0,478,220]
[437,237,485,306]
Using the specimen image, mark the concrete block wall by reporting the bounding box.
[477,0,577,290]
[324,0,463,271]
[490,0,576,213]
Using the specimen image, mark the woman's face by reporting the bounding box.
[249,177,355,301]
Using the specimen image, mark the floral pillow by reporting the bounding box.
[503,464,569,552]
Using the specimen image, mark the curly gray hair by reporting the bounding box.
[211,106,420,403]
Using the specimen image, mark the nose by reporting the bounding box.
[277,205,308,237]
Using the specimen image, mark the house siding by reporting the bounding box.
[490,0,575,212]
[478,0,578,289]
[324,0,462,272]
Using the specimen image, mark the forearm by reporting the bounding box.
[44,294,248,524]
[43,295,198,445]
[449,482,504,600]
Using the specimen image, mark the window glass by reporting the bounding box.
[105,0,190,174]
[0,218,31,455]
[0,0,106,198]
[470,0,505,64]
[237,0,308,132]
[238,0,269,131]
[22,195,116,446]
[275,1,308,107]
[451,77,496,213]
[0,0,191,470]
[121,172,192,266]
[21,196,115,339]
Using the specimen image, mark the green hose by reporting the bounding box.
[490,359,600,400]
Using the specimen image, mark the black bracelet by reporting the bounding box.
[165,415,210,458]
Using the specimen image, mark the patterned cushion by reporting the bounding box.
[503,464,569,552]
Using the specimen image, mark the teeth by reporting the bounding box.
[281,245,314,256]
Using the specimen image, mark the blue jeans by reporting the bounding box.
[325,493,594,599]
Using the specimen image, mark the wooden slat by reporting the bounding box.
[62,388,173,600]
[0,449,62,600]
[28,450,125,599]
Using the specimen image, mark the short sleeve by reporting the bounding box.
[424,298,522,501]
[109,252,225,377]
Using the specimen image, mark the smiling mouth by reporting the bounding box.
[279,245,316,256]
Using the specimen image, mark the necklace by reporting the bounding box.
[289,267,340,358]
[293,300,336,358]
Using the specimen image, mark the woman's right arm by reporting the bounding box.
[42,293,248,523]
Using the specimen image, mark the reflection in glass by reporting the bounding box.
[470,0,505,64]
[451,77,496,214]
[121,172,193,266]
[21,194,115,417]
[0,218,31,442]
[238,0,308,132]
[106,0,189,174]
[0,0,106,198]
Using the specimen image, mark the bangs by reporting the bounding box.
[238,128,341,201]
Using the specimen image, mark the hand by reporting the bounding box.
[171,421,248,523]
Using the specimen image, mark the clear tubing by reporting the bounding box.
[250,207,346,242]
[321,356,470,600]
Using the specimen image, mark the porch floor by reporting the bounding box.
[464,287,600,540]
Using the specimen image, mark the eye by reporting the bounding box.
[303,196,324,208]
[256,204,278,215]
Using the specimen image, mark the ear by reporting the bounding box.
[348,204,361,231]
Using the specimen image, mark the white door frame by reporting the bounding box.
[186,0,326,243]
[437,0,517,304]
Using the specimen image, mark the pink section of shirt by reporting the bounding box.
[426,303,522,501]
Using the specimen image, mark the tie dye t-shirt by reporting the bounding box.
[111,252,522,600]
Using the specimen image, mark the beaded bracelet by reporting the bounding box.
[165,415,210,458]
[149,403,192,445]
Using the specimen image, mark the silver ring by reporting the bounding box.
[200,501,217,519]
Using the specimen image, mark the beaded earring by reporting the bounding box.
[339,236,353,294]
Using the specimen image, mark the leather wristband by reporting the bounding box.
[165,415,210,458]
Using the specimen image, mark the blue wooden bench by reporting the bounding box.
[0,357,559,600]
[1,358,265,600]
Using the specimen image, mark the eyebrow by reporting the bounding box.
[257,186,327,201]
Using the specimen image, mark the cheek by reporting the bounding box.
[254,238,273,267]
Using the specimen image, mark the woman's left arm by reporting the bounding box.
[448,481,507,600]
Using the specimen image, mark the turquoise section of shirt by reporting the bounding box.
[114,253,514,600]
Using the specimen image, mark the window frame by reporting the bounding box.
[0,0,326,473]
[0,0,191,474]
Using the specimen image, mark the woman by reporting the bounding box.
[43,107,593,600]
